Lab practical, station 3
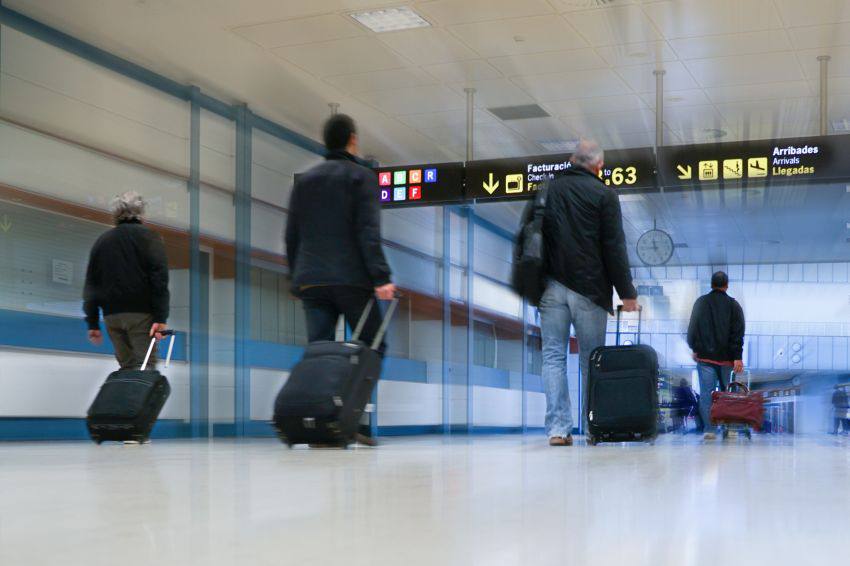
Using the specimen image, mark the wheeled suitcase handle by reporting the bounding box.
[615,304,642,345]
[350,294,401,351]
[141,330,176,371]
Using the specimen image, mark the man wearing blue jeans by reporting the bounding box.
[534,140,638,446]
[687,271,746,440]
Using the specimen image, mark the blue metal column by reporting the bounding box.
[234,104,252,437]
[441,206,452,434]
[466,206,475,432]
[521,297,529,433]
[188,87,209,437]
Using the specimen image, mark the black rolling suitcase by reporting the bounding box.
[274,298,398,447]
[87,330,175,444]
[586,306,658,445]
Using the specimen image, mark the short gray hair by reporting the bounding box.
[570,139,604,170]
[111,191,146,224]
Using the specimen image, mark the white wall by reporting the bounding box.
[1,26,189,176]
[0,349,189,419]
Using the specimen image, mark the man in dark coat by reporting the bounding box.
[539,139,639,446]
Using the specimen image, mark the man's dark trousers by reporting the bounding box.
[300,286,386,353]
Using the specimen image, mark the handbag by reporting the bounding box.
[510,182,549,306]
[710,379,764,431]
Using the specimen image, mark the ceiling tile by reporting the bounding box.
[416,0,555,26]
[398,108,496,133]
[378,28,478,65]
[273,37,406,76]
[684,52,805,87]
[789,22,850,50]
[644,0,783,39]
[810,76,850,95]
[715,98,819,130]
[503,117,578,142]
[488,49,606,77]
[566,4,662,47]
[448,79,535,108]
[450,16,588,57]
[826,93,850,117]
[543,94,650,117]
[617,61,699,93]
[232,14,363,48]
[774,0,850,27]
[669,30,792,60]
[662,104,728,134]
[640,88,712,108]
[422,60,503,83]
[512,69,630,101]
[596,41,678,67]
[355,84,466,115]
[561,108,657,135]
[705,81,813,104]
[325,68,438,93]
[210,0,400,27]
[797,46,850,78]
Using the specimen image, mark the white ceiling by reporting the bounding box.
[7,0,850,165]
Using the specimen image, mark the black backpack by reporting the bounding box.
[511,182,549,306]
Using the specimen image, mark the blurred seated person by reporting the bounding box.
[672,378,698,432]
[832,385,849,435]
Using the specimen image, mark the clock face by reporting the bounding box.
[636,229,674,266]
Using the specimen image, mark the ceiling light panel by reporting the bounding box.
[351,7,431,33]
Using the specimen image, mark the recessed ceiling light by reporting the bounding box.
[350,6,430,33]
[560,0,618,6]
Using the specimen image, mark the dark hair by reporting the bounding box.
[323,114,356,151]
[711,271,729,289]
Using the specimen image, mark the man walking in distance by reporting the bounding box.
[538,140,639,446]
[687,271,745,441]
[285,114,395,445]
[84,191,170,368]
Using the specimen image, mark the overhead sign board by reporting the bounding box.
[465,147,657,201]
[658,134,850,188]
[374,162,465,207]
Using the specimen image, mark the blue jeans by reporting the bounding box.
[539,280,608,437]
[697,362,729,431]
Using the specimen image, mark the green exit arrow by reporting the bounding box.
[0,214,11,233]
[482,172,499,195]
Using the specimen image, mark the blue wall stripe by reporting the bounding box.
[0,418,192,441]
[0,309,187,361]
[0,309,544,391]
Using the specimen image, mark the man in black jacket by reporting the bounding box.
[286,114,395,352]
[84,191,169,369]
[539,140,638,446]
[687,271,745,440]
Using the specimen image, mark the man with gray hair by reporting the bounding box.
[84,191,170,369]
[538,139,638,446]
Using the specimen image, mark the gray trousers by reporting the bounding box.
[104,312,156,370]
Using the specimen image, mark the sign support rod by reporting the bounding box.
[464,88,476,162]
[653,69,666,151]
[818,55,831,136]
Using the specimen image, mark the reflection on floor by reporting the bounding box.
[1,434,847,566]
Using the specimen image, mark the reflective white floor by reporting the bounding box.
[1,434,848,566]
